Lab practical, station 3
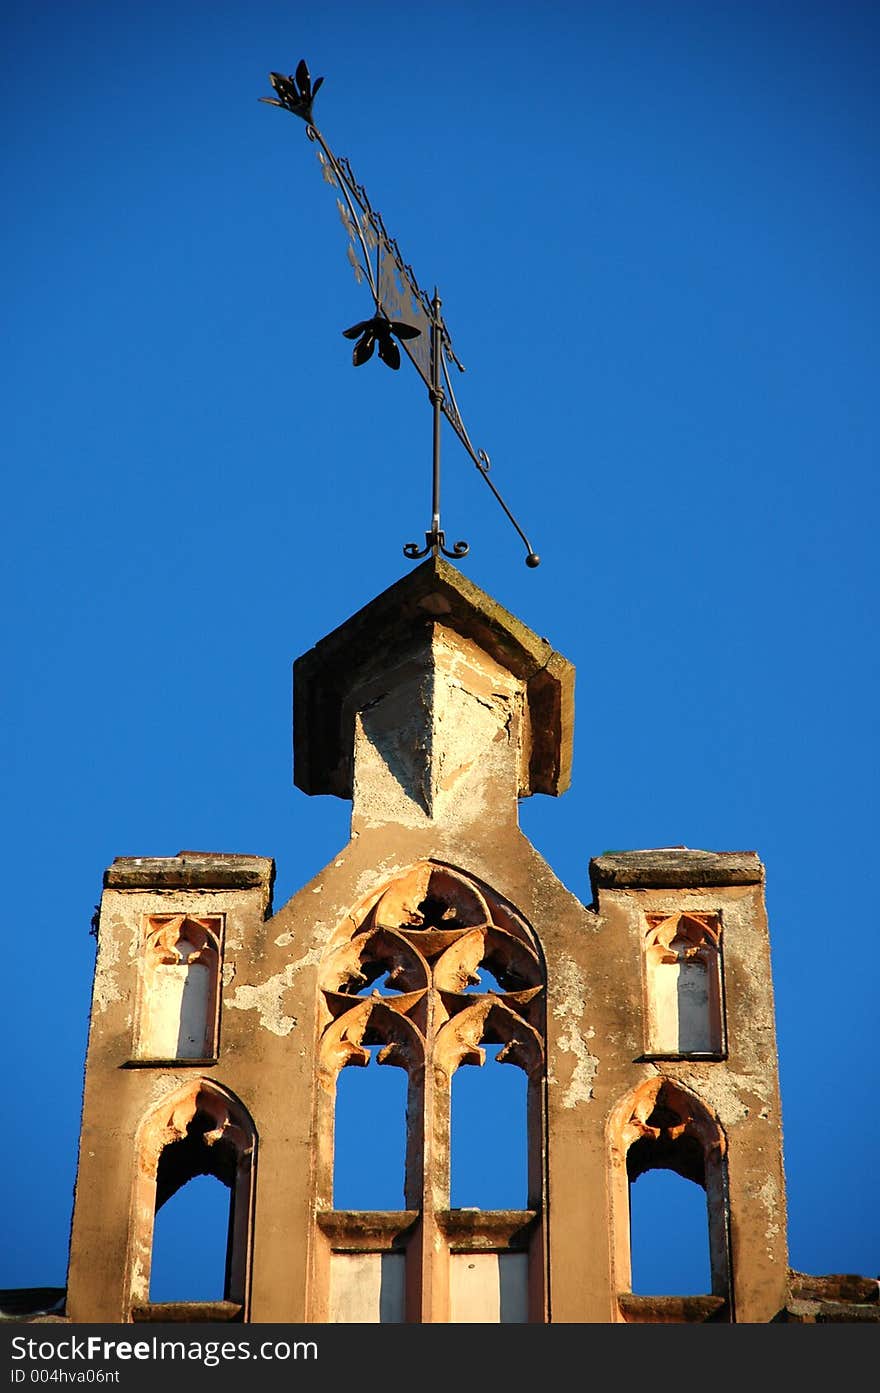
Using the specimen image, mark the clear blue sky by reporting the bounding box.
[2,1,877,1301]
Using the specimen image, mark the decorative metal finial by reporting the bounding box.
[341,315,420,371]
[261,61,323,125]
[260,60,540,569]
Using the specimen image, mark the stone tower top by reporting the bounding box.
[293,557,574,829]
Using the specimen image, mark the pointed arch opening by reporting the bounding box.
[129,1080,256,1321]
[609,1078,730,1322]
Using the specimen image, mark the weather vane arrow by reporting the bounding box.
[261,59,540,568]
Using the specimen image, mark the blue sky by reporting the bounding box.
[2,1,877,1301]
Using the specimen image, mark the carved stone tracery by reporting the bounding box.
[318,862,544,1083]
[616,1078,726,1184]
[145,914,221,967]
[645,912,720,967]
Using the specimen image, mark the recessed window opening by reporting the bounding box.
[139,916,221,1061]
[333,1046,408,1210]
[644,914,723,1056]
[451,1044,528,1210]
[610,1080,730,1306]
[629,1168,712,1295]
[149,1173,231,1303]
[132,1083,254,1316]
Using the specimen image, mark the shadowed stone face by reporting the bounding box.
[292,555,574,807]
[351,625,524,829]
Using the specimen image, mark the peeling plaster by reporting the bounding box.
[551,957,598,1107]
[692,1067,769,1121]
[145,1072,191,1108]
[759,1176,782,1254]
[224,967,298,1036]
[223,944,324,1036]
[93,934,123,1014]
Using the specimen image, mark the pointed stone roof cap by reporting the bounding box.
[294,557,574,800]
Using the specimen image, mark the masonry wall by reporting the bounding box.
[66,838,788,1324]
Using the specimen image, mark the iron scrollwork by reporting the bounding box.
[261,60,540,568]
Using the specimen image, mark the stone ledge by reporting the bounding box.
[590,848,763,893]
[104,852,275,894]
[438,1209,539,1251]
[782,1300,880,1323]
[618,1293,728,1323]
[316,1210,419,1250]
[130,1300,243,1323]
[788,1269,879,1304]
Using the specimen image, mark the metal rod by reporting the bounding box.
[440,357,540,566]
[431,290,442,540]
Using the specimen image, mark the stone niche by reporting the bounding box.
[136,914,223,1061]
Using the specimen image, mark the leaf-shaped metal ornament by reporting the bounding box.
[346,244,365,285]
[352,332,375,366]
[294,60,310,94]
[317,150,338,187]
[342,315,420,371]
[336,198,357,242]
[378,335,401,370]
[260,62,324,122]
[361,214,378,253]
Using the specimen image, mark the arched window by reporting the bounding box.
[609,1079,730,1322]
[136,915,222,1060]
[314,862,545,1323]
[129,1081,255,1321]
[644,914,724,1056]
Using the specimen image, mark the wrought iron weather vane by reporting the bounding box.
[260,60,540,568]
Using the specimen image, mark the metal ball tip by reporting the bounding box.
[526,552,541,568]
